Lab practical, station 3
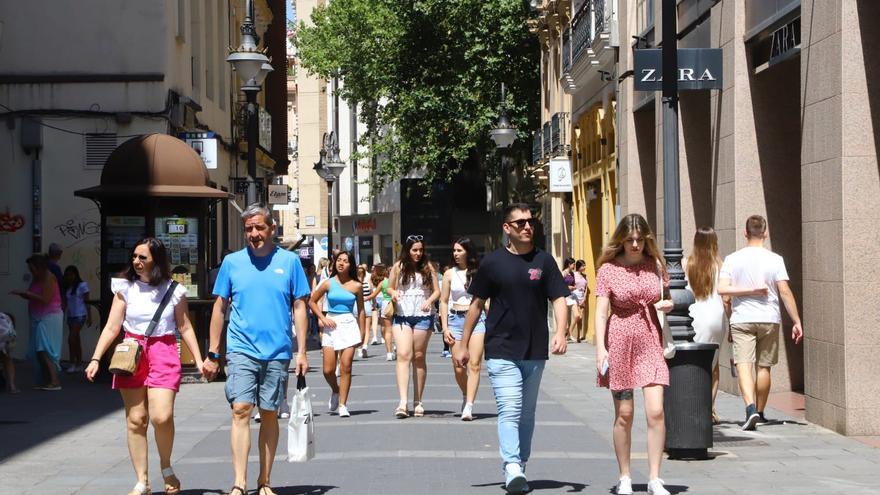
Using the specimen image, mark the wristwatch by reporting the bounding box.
[207,351,222,362]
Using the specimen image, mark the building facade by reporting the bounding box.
[0,0,286,359]
[614,0,880,435]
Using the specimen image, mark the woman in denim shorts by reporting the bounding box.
[440,238,486,421]
[388,235,440,418]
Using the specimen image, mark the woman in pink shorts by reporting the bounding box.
[85,238,203,495]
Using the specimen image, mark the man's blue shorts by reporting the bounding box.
[225,351,290,411]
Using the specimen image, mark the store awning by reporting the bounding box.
[75,133,231,200]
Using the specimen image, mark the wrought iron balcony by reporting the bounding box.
[571,0,592,66]
[532,131,543,165]
[542,122,552,158]
[562,27,572,75]
[551,112,569,156]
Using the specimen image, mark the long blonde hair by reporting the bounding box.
[687,226,721,300]
[597,214,665,271]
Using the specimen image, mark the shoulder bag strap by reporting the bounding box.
[144,281,179,338]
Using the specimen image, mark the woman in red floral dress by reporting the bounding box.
[594,213,673,495]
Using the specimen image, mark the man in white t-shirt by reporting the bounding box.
[718,215,803,431]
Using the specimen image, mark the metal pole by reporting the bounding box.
[327,179,334,254]
[501,152,510,211]
[661,0,693,340]
[32,154,42,253]
[246,88,259,206]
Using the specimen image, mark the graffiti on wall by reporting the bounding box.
[0,209,25,233]
[54,208,100,247]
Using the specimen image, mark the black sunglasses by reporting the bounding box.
[132,254,150,261]
[406,235,424,242]
[506,218,538,229]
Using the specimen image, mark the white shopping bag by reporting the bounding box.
[287,374,315,462]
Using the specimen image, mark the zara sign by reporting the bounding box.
[633,48,723,91]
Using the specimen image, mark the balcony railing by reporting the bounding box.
[571,0,591,65]
[551,112,569,156]
[532,132,543,165]
[542,122,552,158]
[562,27,572,74]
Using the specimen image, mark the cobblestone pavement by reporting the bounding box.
[1,334,877,494]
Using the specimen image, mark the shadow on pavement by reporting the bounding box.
[0,362,123,462]
[526,479,588,492]
[630,484,689,494]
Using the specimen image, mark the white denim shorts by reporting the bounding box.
[321,312,362,350]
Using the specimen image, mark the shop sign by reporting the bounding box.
[548,158,573,193]
[180,132,217,169]
[344,237,354,250]
[353,217,377,234]
[633,48,723,91]
[267,184,288,205]
[770,17,800,64]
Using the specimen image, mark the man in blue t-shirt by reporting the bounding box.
[203,204,310,495]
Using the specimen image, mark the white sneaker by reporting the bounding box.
[615,476,633,495]
[647,478,670,495]
[371,337,379,345]
[359,347,368,359]
[461,403,474,422]
[253,410,261,423]
[279,411,290,419]
[335,364,341,377]
[338,404,350,417]
[386,352,394,361]
[504,463,527,494]
[329,392,339,413]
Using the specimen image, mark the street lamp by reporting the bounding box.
[227,0,273,206]
[490,83,517,211]
[314,131,346,254]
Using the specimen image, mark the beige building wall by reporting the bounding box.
[295,0,328,246]
[801,0,880,435]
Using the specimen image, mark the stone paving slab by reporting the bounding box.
[2,335,879,494]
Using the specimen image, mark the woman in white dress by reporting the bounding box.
[685,227,730,424]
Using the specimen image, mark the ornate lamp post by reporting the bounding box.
[314,132,346,254]
[489,83,517,211]
[227,0,273,205]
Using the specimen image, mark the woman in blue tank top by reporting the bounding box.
[308,251,366,417]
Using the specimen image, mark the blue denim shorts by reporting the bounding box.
[393,315,434,331]
[447,311,486,341]
[224,352,290,411]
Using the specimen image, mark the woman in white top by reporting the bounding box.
[440,238,485,421]
[85,238,204,495]
[62,265,93,372]
[685,227,730,425]
[387,235,440,418]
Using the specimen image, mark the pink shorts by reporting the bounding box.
[112,332,182,392]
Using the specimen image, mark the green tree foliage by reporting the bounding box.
[295,0,539,190]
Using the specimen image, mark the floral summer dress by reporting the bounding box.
[595,257,670,391]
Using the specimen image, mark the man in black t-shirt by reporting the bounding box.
[455,203,569,495]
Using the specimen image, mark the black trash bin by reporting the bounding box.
[664,341,718,459]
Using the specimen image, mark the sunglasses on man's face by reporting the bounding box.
[406,235,424,242]
[506,218,538,229]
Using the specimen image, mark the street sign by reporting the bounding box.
[633,48,723,91]
[548,158,573,193]
[344,237,353,250]
[180,132,218,169]
[267,184,288,205]
[320,237,328,250]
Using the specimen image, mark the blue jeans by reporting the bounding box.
[486,359,546,469]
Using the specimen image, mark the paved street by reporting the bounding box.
[1,335,878,495]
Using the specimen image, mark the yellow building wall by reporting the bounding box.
[571,101,617,342]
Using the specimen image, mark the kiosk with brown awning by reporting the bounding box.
[75,133,230,365]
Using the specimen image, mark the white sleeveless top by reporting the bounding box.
[396,271,433,316]
[685,268,726,346]
[449,268,472,306]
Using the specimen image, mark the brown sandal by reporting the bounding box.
[258,484,277,495]
[228,486,246,495]
[394,405,409,418]
[161,467,180,495]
